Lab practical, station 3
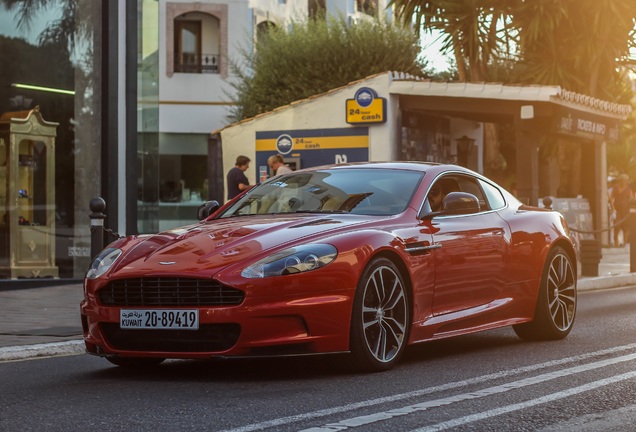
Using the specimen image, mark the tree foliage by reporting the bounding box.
[511,0,636,103]
[390,0,636,99]
[229,15,426,121]
[388,0,516,82]
[390,0,636,185]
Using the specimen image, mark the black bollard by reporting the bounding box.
[542,196,553,210]
[90,197,106,260]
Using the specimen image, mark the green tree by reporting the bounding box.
[229,15,426,121]
[389,0,517,177]
[388,0,514,82]
[510,1,636,193]
[511,0,636,101]
[390,0,636,186]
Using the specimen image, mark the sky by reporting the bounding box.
[0,4,62,44]
[420,31,452,72]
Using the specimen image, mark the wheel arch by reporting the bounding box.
[550,238,578,279]
[367,248,414,313]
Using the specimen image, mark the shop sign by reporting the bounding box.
[554,107,620,142]
[346,87,386,125]
[255,127,369,178]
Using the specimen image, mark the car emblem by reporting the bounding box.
[159,261,177,265]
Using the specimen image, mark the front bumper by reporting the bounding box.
[80,282,354,359]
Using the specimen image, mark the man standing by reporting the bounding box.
[227,155,251,201]
[611,173,633,247]
[267,154,293,175]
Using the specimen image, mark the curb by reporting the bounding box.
[578,273,636,291]
[0,340,84,362]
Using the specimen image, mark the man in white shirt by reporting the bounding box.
[268,154,293,175]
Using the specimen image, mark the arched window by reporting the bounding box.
[174,12,220,74]
[256,21,276,45]
[166,3,228,77]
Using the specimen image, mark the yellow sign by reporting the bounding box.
[346,87,386,125]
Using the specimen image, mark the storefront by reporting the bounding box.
[0,2,104,281]
[211,72,630,244]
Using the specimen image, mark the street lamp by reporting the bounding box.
[456,135,475,167]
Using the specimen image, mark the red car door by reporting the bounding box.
[430,211,509,316]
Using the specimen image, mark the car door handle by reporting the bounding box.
[405,242,442,254]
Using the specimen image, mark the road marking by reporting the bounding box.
[301,352,636,432]
[222,343,636,432]
[412,371,636,431]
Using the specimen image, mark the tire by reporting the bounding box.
[349,257,410,372]
[513,246,576,340]
[106,356,165,368]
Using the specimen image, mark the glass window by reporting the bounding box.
[0,1,102,279]
[220,168,424,217]
[175,20,201,73]
[173,12,220,74]
[479,179,506,210]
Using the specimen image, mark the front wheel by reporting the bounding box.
[514,246,576,340]
[349,257,410,372]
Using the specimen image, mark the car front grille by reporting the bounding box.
[98,277,245,307]
[101,323,241,352]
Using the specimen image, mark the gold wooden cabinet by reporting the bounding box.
[0,107,58,279]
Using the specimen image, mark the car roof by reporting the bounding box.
[295,161,472,175]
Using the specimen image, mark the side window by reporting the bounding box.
[456,175,488,209]
[479,179,506,210]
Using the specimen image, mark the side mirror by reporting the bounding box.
[197,200,220,220]
[442,192,480,215]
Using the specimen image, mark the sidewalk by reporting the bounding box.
[1,246,635,359]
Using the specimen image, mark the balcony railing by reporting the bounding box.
[174,53,220,74]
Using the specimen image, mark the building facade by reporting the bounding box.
[146,0,393,232]
[0,0,391,283]
[213,72,631,249]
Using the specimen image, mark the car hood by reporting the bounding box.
[108,214,374,278]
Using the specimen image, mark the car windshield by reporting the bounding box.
[219,168,424,217]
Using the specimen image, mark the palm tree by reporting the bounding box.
[512,0,636,100]
[0,0,87,50]
[389,0,636,186]
[389,0,514,82]
[389,0,515,175]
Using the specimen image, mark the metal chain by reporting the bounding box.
[568,214,630,235]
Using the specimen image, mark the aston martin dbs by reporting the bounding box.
[80,162,577,371]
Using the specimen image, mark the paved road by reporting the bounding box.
[1,286,635,431]
[0,246,634,359]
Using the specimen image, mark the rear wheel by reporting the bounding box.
[349,257,410,372]
[514,246,576,340]
[106,356,165,368]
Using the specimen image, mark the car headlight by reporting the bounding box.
[241,244,337,278]
[86,247,123,279]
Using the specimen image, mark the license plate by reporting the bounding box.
[120,309,199,330]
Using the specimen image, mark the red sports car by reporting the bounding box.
[80,162,577,371]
